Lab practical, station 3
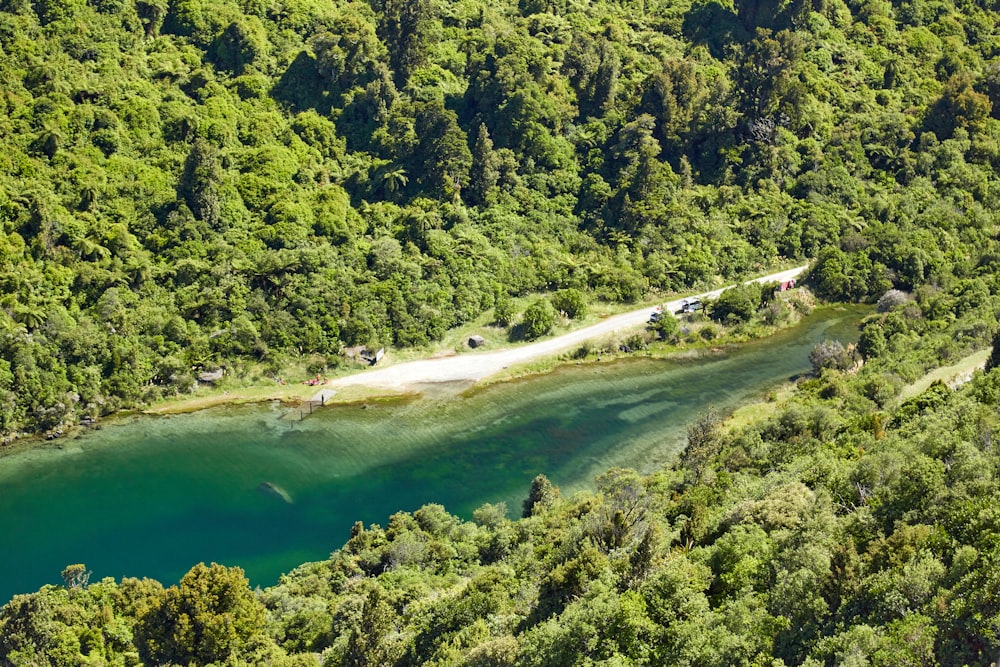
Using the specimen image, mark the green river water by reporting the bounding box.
[0,307,864,603]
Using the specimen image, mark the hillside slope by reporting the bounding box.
[5,324,1000,664]
[1,0,999,434]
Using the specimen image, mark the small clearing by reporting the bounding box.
[898,347,991,400]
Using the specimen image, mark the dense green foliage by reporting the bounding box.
[517,298,556,339]
[8,313,1000,664]
[3,0,1000,434]
[6,0,1000,657]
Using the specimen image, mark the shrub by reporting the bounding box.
[572,340,594,359]
[700,324,719,341]
[877,289,909,312]
[809,339,857,374]
[710,283,762,324]
[520,299,556,340]
[305,354,328,375]
[494,291,515,326]
[863,374,902,407]
[551,289,587,319]
[623,332,648,351]
[653,312,680,342]
[858,323,887,359]
[761,301,785,325]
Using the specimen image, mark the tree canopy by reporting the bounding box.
[0,0,999,435]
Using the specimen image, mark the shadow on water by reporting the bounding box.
[0,306,866,602]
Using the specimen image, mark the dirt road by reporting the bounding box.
[328,266,808,392]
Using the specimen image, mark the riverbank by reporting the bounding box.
[144,266,809,415]
[723,340,992,435]
[0,266,812,456]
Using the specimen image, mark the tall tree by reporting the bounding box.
[212,18,269,74]
[374,0,432,87]
[135,563,267,666]
[468,123,500,206]
[180,139,223,230]
[413,100,472,202]
[523,473,560,517]
[342,586,403,667]
[311,7,386,94]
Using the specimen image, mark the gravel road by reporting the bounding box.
[328,266,808,392]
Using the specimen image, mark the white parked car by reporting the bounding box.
[677,298,703,314]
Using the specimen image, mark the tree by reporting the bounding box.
[551,289,587,319]
[60,564,90,590]
[369,163,408,199]
[682,406,722,483]
[809,339,856,374]
[653,311,680,342]
[734,0,813,32]
[519,299,556,340]
[710,283,761,324]
[375,0,432,87]
[468,124,500,206]
[926,73,992,139]
[858,323,887,360]
[564,36,620,118]
[311,9,386,93]
[590,468,650,552]
[135,0,167,36]
[378,166,407,194]
[135,563,268,666]
[340,585,403,667]
[876,289,909,312]
[523,474,559,517]
[608,115,675,233]
[0,587,92,666]
[180,140,223,230]
[212,18,269,75]
[413,100,472,202]
[493,290,515,327]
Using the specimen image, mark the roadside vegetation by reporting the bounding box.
[556,282,816,363]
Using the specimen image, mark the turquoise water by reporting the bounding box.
[0,308,863,602]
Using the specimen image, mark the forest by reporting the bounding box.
[5,0,1000,659]
[1,0,999,435]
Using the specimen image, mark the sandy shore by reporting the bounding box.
[327,266,808,393]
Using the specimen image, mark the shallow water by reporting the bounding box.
[0,307,864,602]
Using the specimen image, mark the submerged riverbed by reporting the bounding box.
[0,307,864,603]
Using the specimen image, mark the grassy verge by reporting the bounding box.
[898,347,991,400]
[723,383,799,432]
[482,295,817,387]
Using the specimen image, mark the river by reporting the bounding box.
[0,306,864,603]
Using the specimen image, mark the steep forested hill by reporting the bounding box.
[6,332,1000,665]
[1,0,1000,435]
